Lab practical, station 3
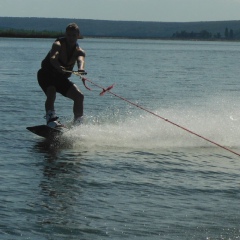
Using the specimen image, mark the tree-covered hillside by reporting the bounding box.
[0,17,240,39]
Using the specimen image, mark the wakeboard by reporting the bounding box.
[26,125,67,139]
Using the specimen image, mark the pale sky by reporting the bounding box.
[0,0,240,22]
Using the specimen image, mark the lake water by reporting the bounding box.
[1,37,240,240]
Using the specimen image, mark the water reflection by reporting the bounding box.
[32,139,86,236]
[33,138,74,158]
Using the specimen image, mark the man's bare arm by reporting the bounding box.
[49,42,64,72]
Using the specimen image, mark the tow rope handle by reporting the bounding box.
[64,70,115,95]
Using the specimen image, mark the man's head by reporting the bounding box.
[65,23,82,45]
[66,23,81,36]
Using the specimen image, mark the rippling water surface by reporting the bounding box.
[1,38,240,239]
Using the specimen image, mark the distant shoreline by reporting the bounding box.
[1,35,239,42]
[0,29,239,42]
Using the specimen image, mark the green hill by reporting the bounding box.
[0,17,240,39]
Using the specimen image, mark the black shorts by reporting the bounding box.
[37,68,74,97]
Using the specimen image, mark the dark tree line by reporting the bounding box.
[0,29,63,38]
[224,28,234,39]
[1,26,240,40]
[172,28,237,40]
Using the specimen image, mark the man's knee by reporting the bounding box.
[46,86,56,96]
[67,85,84,101]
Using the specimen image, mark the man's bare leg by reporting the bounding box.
[45,86,56,112]
[66,84,84,121]
[44,86,63,127]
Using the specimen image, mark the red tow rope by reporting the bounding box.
[69,70,240,158]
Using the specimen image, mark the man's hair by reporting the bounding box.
[66,23,80,34]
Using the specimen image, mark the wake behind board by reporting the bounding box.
[26,125,67,139]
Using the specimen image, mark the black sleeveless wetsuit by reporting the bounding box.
[37,37,84,96]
